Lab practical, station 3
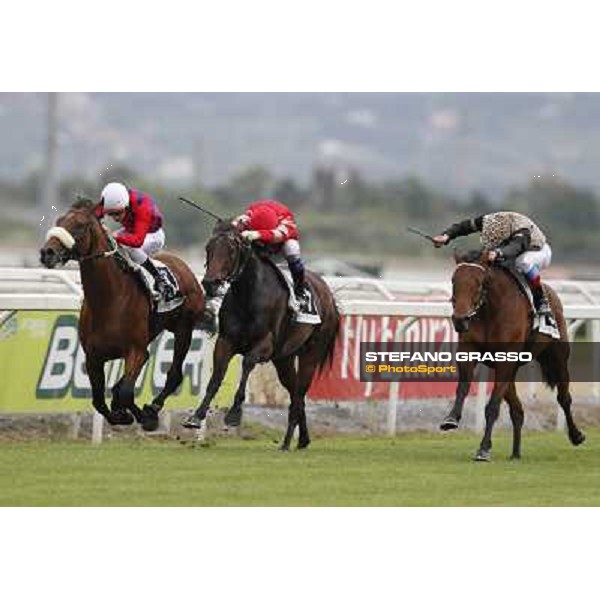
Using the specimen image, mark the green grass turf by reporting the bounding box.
[1,429,598,506]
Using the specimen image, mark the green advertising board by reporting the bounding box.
[0,311,239,413]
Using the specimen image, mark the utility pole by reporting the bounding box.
[41,93,59,227]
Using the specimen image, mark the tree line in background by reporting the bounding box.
[1,164,599,263]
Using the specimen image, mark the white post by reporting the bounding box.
[527,362,537,402]
[91,412,104,444]
[69,412,82,440]
[475,366,487,432]
[163,410,172,435]
[593,320,600,400]
[387,381,399,436]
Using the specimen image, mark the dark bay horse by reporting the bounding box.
[441,251,585,460]
[40,199,208,431]
[183,221,340,451]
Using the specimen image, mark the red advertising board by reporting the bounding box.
[309,314,482,401]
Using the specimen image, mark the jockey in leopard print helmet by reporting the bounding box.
[432,211,552,318]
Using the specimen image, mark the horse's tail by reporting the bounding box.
[317,300,341,374]
[536,286,569,390]
[536,347,562,390]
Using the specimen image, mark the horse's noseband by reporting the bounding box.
[453,263,488,321]
[207,232,252,285]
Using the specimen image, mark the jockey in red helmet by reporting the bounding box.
[94,182,169,299]
[204,198,308,331]
[233,198,307,302]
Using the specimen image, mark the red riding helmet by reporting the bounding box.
[249,205,279,231]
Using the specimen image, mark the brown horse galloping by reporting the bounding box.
[441,251,585,460]
[40,199,208,431]
[183,221,340,451]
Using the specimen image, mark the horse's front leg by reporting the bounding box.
[224,355,257,427]
[86,356,115,424]
[440,360,477,430]
[109,376,134,426]
[115,349,149,425]
[224,334,273,428]
[474,364,516,462]
[183,337,235,429]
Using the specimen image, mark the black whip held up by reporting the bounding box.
[178,196,222,221]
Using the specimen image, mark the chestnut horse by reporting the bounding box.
[40,199,207,431]
[183,221,340,451]
[442,251,585,460]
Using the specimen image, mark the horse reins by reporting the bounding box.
[78,226,120,263]
[208,231,253,285]
[454,262,488,319]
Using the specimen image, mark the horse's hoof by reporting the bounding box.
[140,404,160,431]
[109,409,134,426]
[570,431,586,446]
[279,444,290,452]
[141,417,159,432]
[182,414,204,429]
[510,454,521,461]
[297,439,311,450]
[440,416,459,431]
[224,406,242,427]
[473,449,491,462]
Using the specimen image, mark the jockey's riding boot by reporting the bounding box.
[288,256,308,308]
[141,258,166,299]
[532,285,552,317]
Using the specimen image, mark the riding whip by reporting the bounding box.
[406,226,436,243]
[178,196,223,221]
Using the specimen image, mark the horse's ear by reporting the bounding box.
[72,197,95,211]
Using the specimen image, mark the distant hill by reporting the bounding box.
[1,92,599,199]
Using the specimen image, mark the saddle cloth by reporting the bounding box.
[120,253,183,314]
[504,267,560,339]
[268,261,322,325]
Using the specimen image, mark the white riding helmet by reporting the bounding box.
[101,182,130,213]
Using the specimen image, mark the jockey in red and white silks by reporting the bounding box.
[203,198,307,330]
[233,199,307,300]
[94,182,168,298]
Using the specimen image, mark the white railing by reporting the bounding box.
[2,268,599,437]
[3,268,600,315]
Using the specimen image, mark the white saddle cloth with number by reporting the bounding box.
[272,265,322,325]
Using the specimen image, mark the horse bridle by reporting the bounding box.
[206,231,253,284]
[453,262,488,320]
[46,220,119,265]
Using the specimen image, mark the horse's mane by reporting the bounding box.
[455,248,486,265]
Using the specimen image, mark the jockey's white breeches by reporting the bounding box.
[515,243,552,275]
[281,239,301,259]
[116,228,165,264]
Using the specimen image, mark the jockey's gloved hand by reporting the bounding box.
[488,248,506,263]
[432,234,450,248]
[241,230,262,242]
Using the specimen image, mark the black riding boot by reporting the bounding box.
[141,258,167,297]
[532,284,551,317]
[288,256,307,304]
